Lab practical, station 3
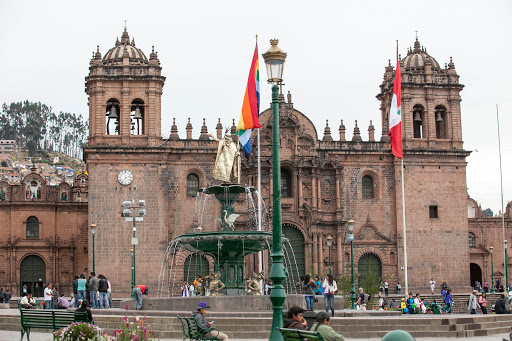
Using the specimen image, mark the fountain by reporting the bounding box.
[172,184,272,295]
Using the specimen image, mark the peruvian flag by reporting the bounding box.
[388,47,403,159]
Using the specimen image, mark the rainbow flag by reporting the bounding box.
[236,43,260,158]
[388,46,402,159]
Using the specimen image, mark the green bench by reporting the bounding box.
[279,327,325,341]
[19,309,90,341]
[177,315,220,341]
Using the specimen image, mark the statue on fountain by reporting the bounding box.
[195,276,206,296]
[209,129,240,183]
[206,272,226,296]
[245,272,264,295]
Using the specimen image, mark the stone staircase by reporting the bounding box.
[1,309,511,338]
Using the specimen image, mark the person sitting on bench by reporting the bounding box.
[310,311,345,341]
[20,293,37,309]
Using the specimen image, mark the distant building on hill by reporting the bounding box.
[0,140,16,153]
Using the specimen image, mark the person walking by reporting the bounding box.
[51,287,59,310]
[89,272,99,309]
[192,302,229,341]
[442,289,453,314]
[44,284,53,309]
[429,278,436,295]
[479,292,488,314]
[322,274,337,317]
[310,312,346,341]
[302,274,317,311]
[98,275,109,308]
[132,285,148,310]
[72,276,78,302]
[76,274,86,308]
[467,290,479,314]
[384,281,389,296]
[396,282,401,296]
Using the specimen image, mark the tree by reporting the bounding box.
[338,273,360,309]
[359,266,382,307]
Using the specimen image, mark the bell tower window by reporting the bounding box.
[413,104,426,139]
[130,99,145,135]
[106,99,120,135]
[435,105,448,139]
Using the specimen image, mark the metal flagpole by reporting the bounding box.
[401,158,408,296]
[258,128,263,293]
[497,104,507,290]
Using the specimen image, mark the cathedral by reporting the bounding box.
[1,28,511,296]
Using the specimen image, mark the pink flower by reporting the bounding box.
[133,316,137,323]
[125,304,130,311]
[124,316,128,322]
[134,336,139,341]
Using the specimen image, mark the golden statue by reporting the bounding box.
[209,130,240,183]
[245,271,264,295]
[206,272,226,296]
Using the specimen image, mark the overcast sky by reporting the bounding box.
[0,0,510,214]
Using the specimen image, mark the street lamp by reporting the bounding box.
[262,38,287,341]
[346,219,356,310]
[490,246,495,293]
[90,224,97,273]
[505,240,509,291]
[326,235,333,274]
[122,199,146,298]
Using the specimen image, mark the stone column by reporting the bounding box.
[298,169,303,208]
[317,175,322,210]
[312,171,317,209]
[313,232,318,275]
[337,226,343,275]
[335,170,341,210]
[318,234,323,274]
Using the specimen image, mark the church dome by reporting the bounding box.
[401,38,441,71]
[102,28,148,66]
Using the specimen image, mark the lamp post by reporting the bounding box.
[490,246,495,293]
[262,39,287,341]
[122,199,146,298]
[326,235,333,274]
[505,240,509,292]
[346,219,356,309]
[90,224,97,273]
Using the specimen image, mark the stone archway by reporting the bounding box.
[20,255,45,297]
[357,253,382,289]
[470,263,482,288]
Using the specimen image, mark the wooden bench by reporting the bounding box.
[20,309,90,341]
[279,327,325,341]
[177,315,220,341]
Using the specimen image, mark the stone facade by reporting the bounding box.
[0,168,89,296]
[82,30,477,295]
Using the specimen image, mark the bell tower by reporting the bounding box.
[85,27,165,146]
[377,38,464,150]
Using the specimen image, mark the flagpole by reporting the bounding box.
[401,158,408,296]
[497,104,506,290]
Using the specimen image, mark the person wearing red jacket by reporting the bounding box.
[132,285,148,310]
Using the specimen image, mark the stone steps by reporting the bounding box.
[2,311,511,338]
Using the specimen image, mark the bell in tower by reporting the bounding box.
[85,27,166,146]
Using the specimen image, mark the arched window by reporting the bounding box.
[130,99,145,135]
[412,104,426,139]
[106,99,120,135]
[281,168,292,197]
[362,175,374,199]
[186,174,199,197]
[435,105,448,139]
[26,216,39,239]
[469,232,476,248]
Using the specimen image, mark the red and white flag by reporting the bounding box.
[388,47,403,159]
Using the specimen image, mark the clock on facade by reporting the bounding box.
[118,170,134,185]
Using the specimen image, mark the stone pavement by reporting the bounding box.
[0,330,509,341]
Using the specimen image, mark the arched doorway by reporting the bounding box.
[470,263,482,288]
[20,255,45,297]
[268,224,305,293]
[357,253,382,289]
[184,254,209,285]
